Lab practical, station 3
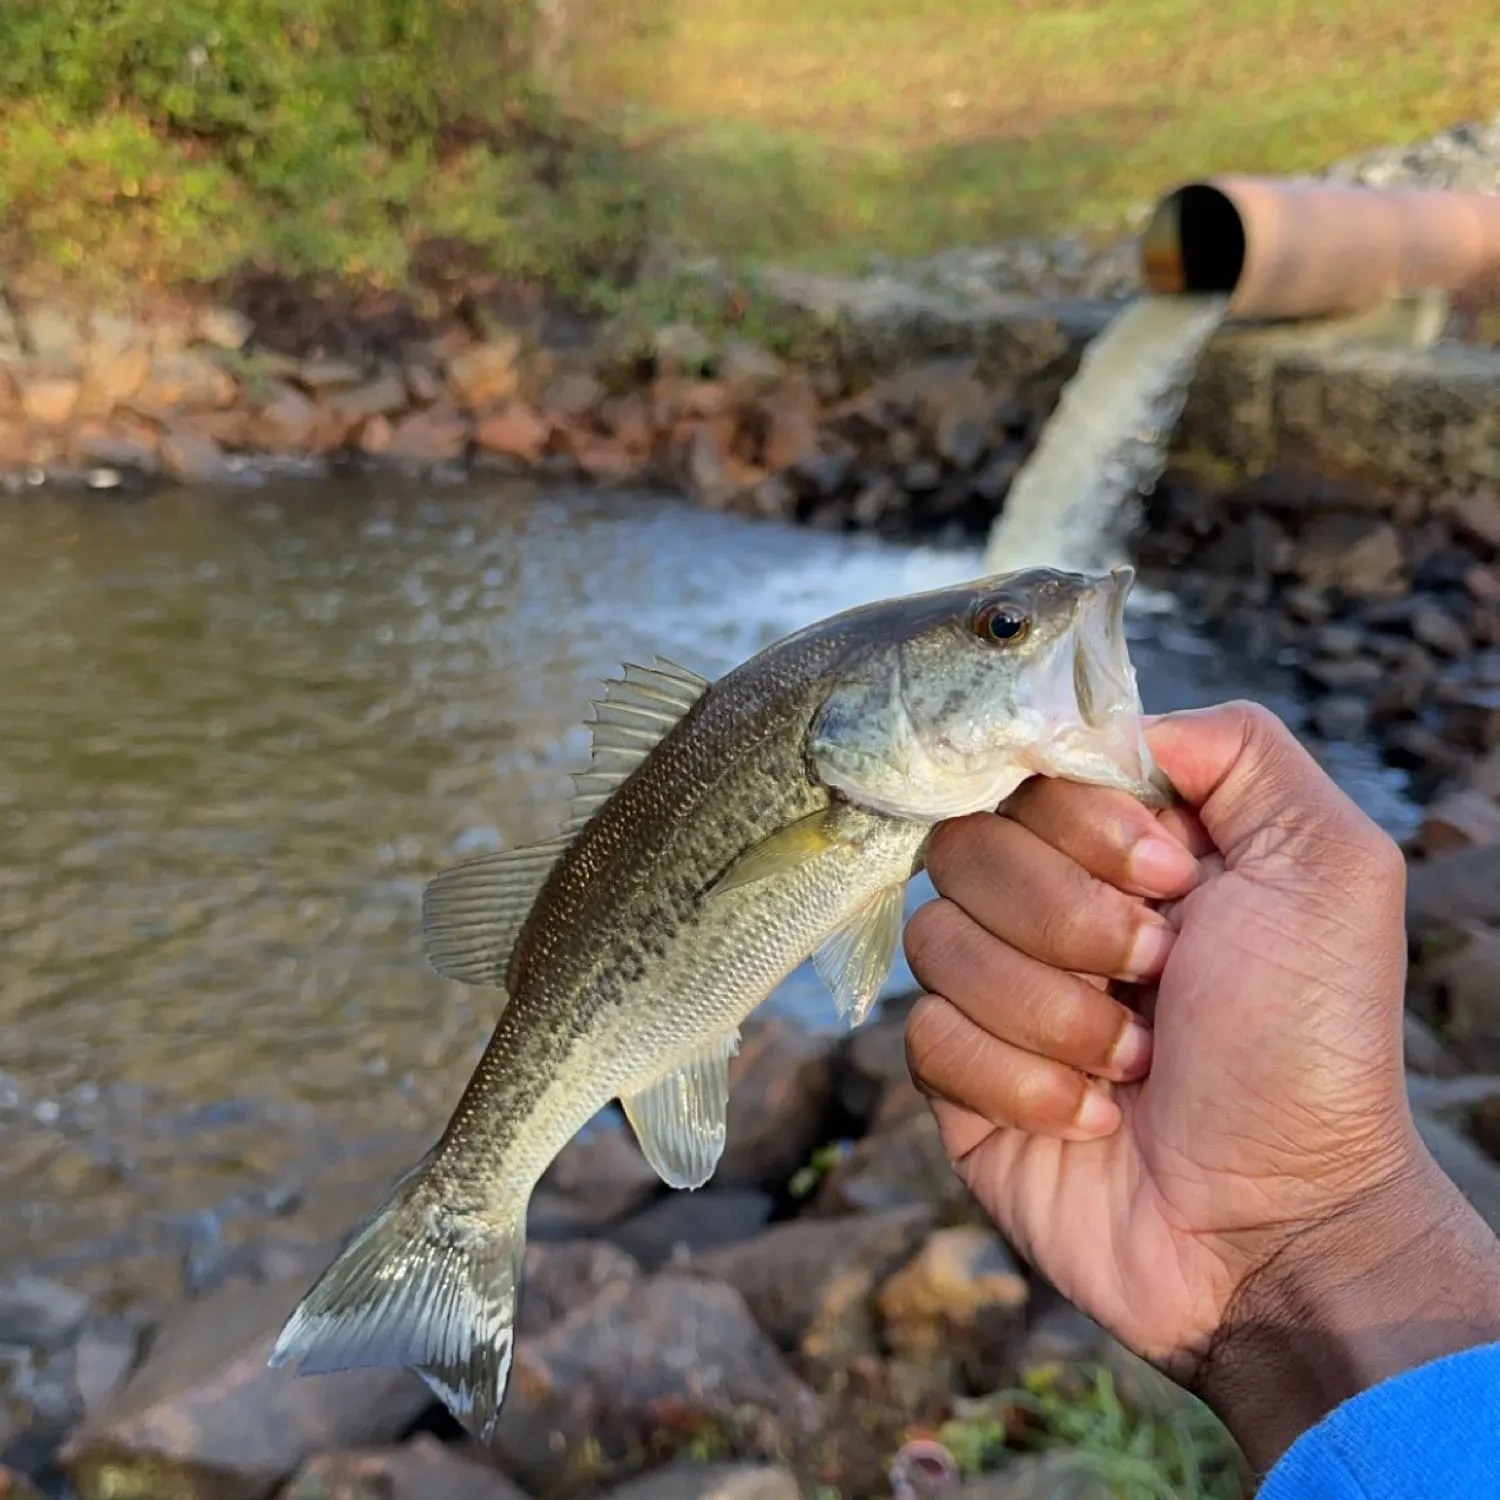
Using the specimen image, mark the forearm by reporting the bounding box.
[1188,1151,1500,1475]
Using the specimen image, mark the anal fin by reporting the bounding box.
[620,1029,740,1190]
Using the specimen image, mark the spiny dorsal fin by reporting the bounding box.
[560,655,711,836]
[619,1028,740,1190]
[421,835,571,988]
[813,881,906,1029]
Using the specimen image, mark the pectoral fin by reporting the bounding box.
[620,1029,740,1190]
[710,808,849,897]
[813,882,906,1028]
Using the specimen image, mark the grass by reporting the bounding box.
[937,1359,1251,1500]
[570,0,1500,269]
[0,1,1498,305]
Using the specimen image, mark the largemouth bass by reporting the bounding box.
[269,564,1173,1439]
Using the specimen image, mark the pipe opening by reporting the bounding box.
[1171,185,1246,294]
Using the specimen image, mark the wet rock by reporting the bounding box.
[1450,491,1500,552]
[71,1321,141,1419]
[517,1241,640,1339]
[720,339,784,401]
[404,361,444,407]
[1293,515,1405,598]
[59,1276,433,1500]
[19,376,81,427]
[71,422,160,474]
[876,1225,1029,1388]
[689,1206,934,1360]
[600,1460,799,1500]
[446,338,522,410]
[1404,1011,1460,1076]
[1385,723,1468,779]
[385,407,469,464]
[921,375,993,470]
[532,1119,659,1234]
[0,1276,89,1350]
[1412,604,1470,657]
[834,1012,912,1123]
[161,428,241,485]
[542,371,605,423]
[251,383,321,451]
[1311,694,1372,741]
[850,474,903,526]
[746,475,795,519]
[329,374,410,424]
[87,343,153,407]
[573,433,643,483]
[1412,1108,1500,1234]
[194,308,253,352]
[493,1275,822,1491]
[720,1017,835,1188]
[1441,682,1500,751]
[1471,745,1500,799]
[138,351,238,413]
[810,1109,968,1218]
[296,358,365,394]
[1408,843,1500,931]
[1417,789,1500,855]
[22,307,83,363]
[1301,655,1383,691]
[760,384,821,473]
[609,1188,773,1271]
[1428,925,1500,1070]
[955,1452,1113,1500]
[282,1435,528,1500]
[599,391,654,458]
[686,422,736,509]
[1016,1299,1110,1371]
[475,404,552,464]
[0,1468,47,1500]
[654,324,715,380]
[1472,1095,1500,1162]
[1314,622,1366,656]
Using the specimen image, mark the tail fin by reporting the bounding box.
[267,1153,525,1444]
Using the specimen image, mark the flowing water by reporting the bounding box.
[0,462,1416,1311]
[983,295,1230,574]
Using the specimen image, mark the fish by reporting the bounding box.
[267,563,1174,1441]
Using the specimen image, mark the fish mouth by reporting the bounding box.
[1072,565,1138,730]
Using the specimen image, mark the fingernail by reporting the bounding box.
[1125,917,1175,980]
[1075,1087,1120,1136]
[1129,834,1198,896]
[1109,1017,1154,1080]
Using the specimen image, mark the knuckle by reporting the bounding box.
[904,994,966,1083]
[925,814,1002,897]
[903,897,971,982]
[1011,1063,1085,1129]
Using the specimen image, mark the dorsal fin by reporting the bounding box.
[420,835,572,989]
[421,656,710,988]
[560,655,711,836]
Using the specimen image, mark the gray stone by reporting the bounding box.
[0,1276,90,1351]
[601,1461,799,1500]
[60,1276,433,1500]
[282,1434,529,1500]
[609,1188,773,1271]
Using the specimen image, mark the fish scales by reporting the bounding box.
[267,564,1176,1446]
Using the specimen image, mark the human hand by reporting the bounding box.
[903,700,1500,1468]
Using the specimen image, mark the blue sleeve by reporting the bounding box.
[1258,1340,1500,1498]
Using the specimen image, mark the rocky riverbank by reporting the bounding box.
[4,983,1500,1500]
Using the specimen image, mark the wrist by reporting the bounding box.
[1186,1147,1500,1475]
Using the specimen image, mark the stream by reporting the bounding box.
[0,474,1419,1309]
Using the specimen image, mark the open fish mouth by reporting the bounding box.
[1072,565,1140,730]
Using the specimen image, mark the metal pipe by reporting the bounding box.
[1140,175,1500,321]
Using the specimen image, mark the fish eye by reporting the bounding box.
[973,599,1032,646]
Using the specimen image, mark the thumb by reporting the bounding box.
[1143,701,1400,883]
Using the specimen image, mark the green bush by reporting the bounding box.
[0,0,647,299]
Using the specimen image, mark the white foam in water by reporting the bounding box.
[983,294,1230,576]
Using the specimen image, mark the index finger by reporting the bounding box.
[1002,774,1207,899]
